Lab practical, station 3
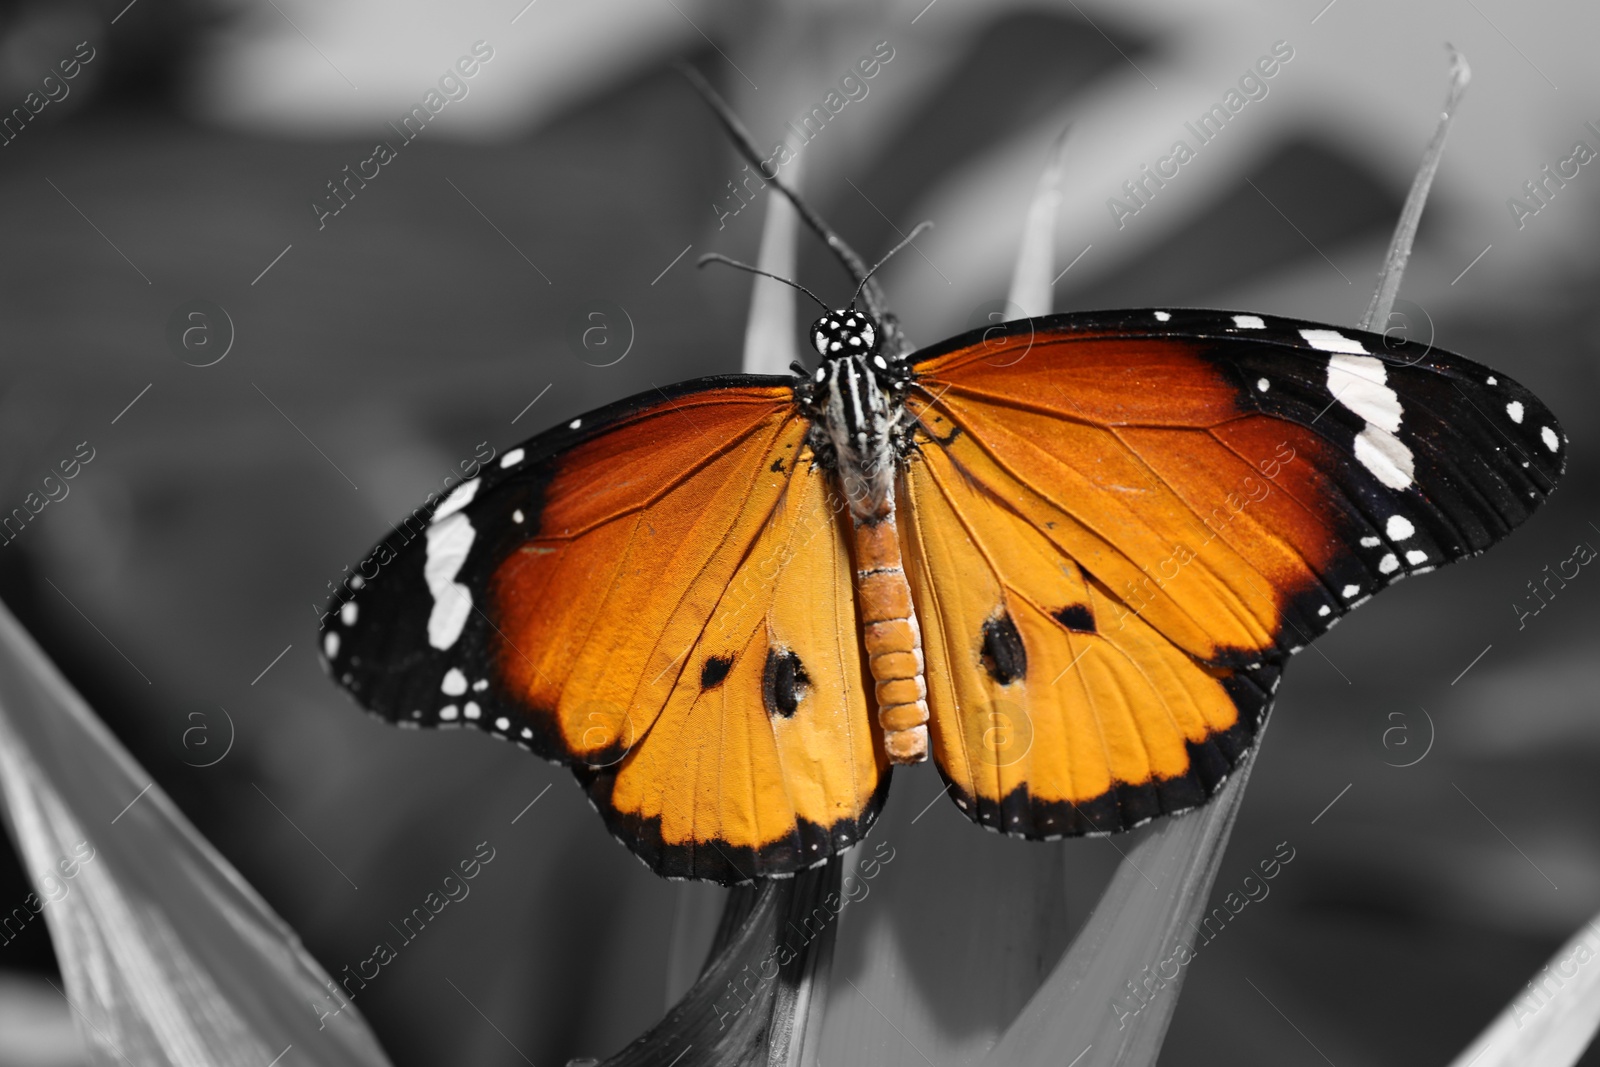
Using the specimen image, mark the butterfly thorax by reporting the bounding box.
[804,309,913,522]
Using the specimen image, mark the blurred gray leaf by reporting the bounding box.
[0,597,394,1067]
[1358,47,1470,333]
[982,751,1259,1066]
[1006,126,1070,318]
[1446,910,1600,1067]
[742,152,806,377]
[598,861,840,1067]
[664,881,726,1011]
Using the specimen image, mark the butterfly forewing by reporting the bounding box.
[904,309,1563,835]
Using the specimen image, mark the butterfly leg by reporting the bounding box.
[854,509,929,763]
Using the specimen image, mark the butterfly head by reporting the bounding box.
[810,309,881,361]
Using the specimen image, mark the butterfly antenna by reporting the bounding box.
[677,64,887,319]
[697,253,832,314]
[849,221,934,311]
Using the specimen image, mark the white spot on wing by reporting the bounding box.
[1542,426,1560,452]
[433,479,480,523]
[1486,375,1497,385]
[1505,401,1524,424]
[441,668,467,696]
[424,513,475,650]
[569,418,582,430]
[1354,429,1416,490]
[1234,315,1266,329]
[1327,353,1414,489]
[500,448,525,468]
[512,509,524,523]
[1379,553,1400,574]
[323,632,339,659]
[1301,329,1366,354]
[1342,584,1360,598]
[1257,378,1270,392]
[1328,355,1400,431]
[494,717,510,731]
[1360,536,1381,548]
[1386,515,1415,540]
[1405,549,1428,565]
[464,702,481,720]
[1318,605,1331,616]
[1153,311,1171,321]
[340,602,358,625]
[472,679,488,691]
[439,705,459,721]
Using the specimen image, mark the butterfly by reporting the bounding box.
[319,98,1563,882]
[319,250,1564,885]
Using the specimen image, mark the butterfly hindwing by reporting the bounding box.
[567,446,888,882]
[904,309,1563,834]
[900,441,1277,835]
[323,377,886,884]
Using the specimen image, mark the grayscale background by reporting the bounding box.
[0,0,1595,1064]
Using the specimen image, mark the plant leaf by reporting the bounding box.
[814,789,1072,1066]
[1358,46,1470,332]
[598,859,841,1067]
[1446,911,1600,1067]
[0,596,395,1067]
[741,147,806,376]
[1006,127,1070,319]
[981,747,1262,1066]
[665,881,727,1011]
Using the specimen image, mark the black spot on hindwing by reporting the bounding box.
[980,613,1027,685]
[1053,604,1096,633]
[762,649,810,717]
[700,655,733,690]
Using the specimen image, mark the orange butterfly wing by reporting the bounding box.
[900,310,1562,834]
[328,379,886,883]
